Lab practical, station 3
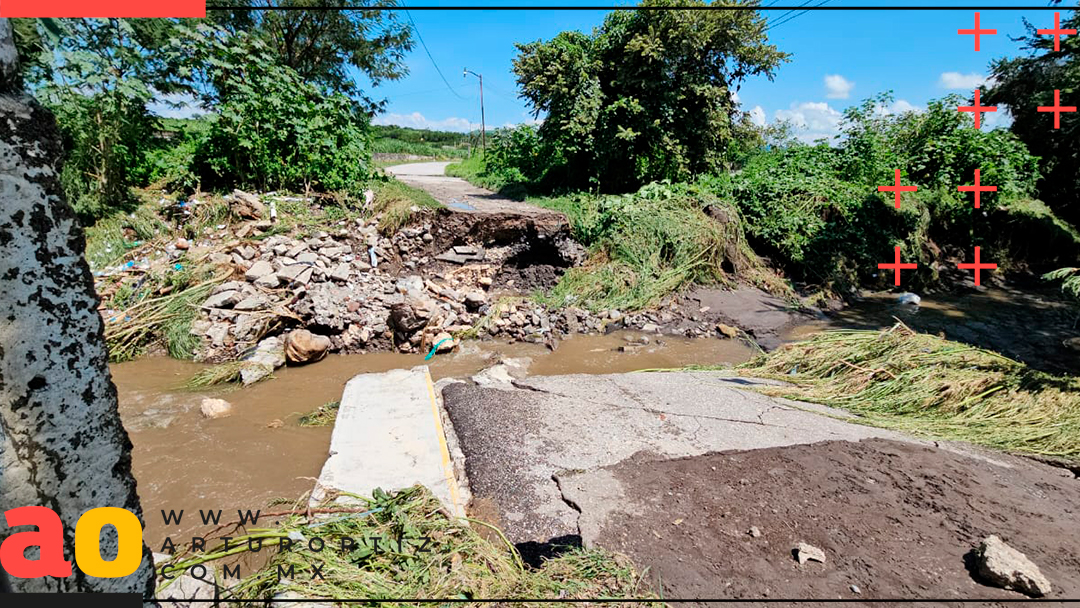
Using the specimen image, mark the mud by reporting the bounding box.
[116,332,753,545]
[580,438,1080,602]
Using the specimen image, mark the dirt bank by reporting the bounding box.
[562,438,1080,603]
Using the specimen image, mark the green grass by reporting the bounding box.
[157,485,660,605]
[370,178,443,234]
[445,154,513,194]
[738,322,1080,462]
[83,202,171,270]
[298,400,341,426]
[529,183,789,313]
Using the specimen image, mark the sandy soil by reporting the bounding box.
[572,438,1080,603]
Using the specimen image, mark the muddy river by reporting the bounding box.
[116,331,753,544]
[117,285,1079,546]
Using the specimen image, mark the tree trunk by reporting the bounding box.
[0,18,155,597]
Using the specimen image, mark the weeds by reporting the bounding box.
[739,322,1080,461]
[298,400,341,427]
[370,178,442,234]
[534,182,787,313]
[156,485,659,605]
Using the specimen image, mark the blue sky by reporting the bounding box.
[353,0,1072,142]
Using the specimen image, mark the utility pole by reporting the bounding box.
[463,68,485,154]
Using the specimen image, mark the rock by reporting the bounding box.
[1063,337,1080,352]
[245,260,275,282]
[431,332,457,353]
[231,189,266,220]
[236,245,256,260]
[850,585,861,594]
[329,264,351,283]
[254,273,283,289]
[153,552,216,605]
[976,535,1052,597]
[205,322,230,347]
[748,526,761,538]
[199,398,233,419]
[240,337,285,385]
[478,276,493,287]
[464,291,487,312]
[795,542,826,565]
[284,329,332,364]
[297,252,318,264]
[716,323,739,339]
[641,322,661,333]
[203,290,241,309]
[422,233,434,243]
[608,309,623,321]
[234,296,267,311]
[175,237,190,250]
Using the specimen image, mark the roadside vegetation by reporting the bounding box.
[157,485,659,605]
[739,322,1080,463]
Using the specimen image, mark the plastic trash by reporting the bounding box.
[897,292,921,306]
[369,247,378,268]
[174,263,183,271]
[424,338,452,361]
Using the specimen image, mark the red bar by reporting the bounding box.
[0,0,205,18]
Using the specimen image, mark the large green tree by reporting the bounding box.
[512,0,787,191]
[984,2,1079,225]
[207,0,413,112]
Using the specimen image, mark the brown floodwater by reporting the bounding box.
[115,331,753,546]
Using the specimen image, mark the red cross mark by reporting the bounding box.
[958,12,997,51]
[957,246,997,287]
[878,246,918,286]
[878,169,917,209]
[1037,89,1076,129]
[958,89,997,130]
[1038,12,1076,52]
[957,169,997,209]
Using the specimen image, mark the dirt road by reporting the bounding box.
[385,161,555,216]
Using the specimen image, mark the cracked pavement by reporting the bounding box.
[440,370,919,549]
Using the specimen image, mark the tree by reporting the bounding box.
[984,3,1080,225]
[207,0,413,112]
[0,18,156,596]
[512,0,788,191]
[12,18,182,224]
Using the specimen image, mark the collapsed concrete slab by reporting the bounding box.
[310,366,468,517]
[440,371,918,549]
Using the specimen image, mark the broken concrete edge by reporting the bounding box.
[308,366,469,520]
[434,376,474,517]
[422,367,470,519]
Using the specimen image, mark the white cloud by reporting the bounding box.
[939,72,994,90]
[824,74,854,99]
[373,112,480,132]
[147,91,206,119]
[748,105,766,127]
[775,101,844,142]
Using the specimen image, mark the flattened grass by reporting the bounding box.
[739,322,1080,461]
[157,485,659,606]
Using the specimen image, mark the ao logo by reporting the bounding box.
[1,506,142,578]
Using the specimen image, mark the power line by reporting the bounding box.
[767,0,830,30]
[399,0,466,100]
[765,0,815,29]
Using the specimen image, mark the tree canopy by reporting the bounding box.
[984,2,1080,225]
[511,0,788,191]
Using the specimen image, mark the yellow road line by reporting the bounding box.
[424,367,464,517]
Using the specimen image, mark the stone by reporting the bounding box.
[976,535,1052,597]
[206,322,230,347]
[432,332,457,353]
[641,322,661,333]
[717,323,740,339]
[236,245,256,260]
[284,329,332,365]
[329,264,351,283]
[203,290,241,309]
[254,273,283,289]
[749,526,761,538]
[897,292,921,306]
[478,276,493,287]
[608,309,623,321]
[464,291,486,312]
[795,542,826,565]
[240,337,285,385]
[245,260,275,282]
[297,252,319,264]
[234,296,267,311]
[199,398,233,419]
[175,237,190,250]
[230,189,265,219]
